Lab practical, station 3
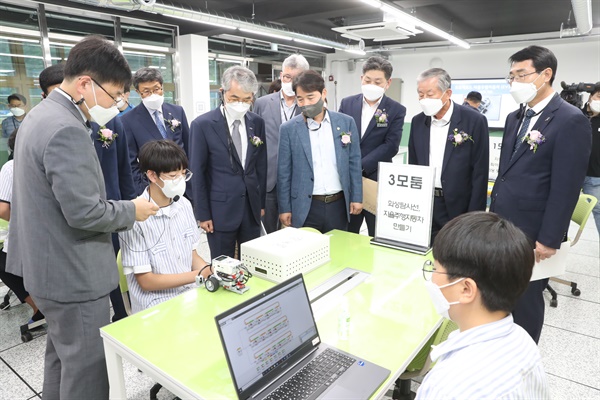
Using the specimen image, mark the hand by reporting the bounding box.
[279,213,292,227]
[200,220,214,234]
[350,202,363,215]
[261,209,265,217]
[535,241,557,263]
[131,197,159,221]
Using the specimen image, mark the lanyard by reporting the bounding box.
[281,97,297,122]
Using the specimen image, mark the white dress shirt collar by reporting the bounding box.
[55,88,88,125]
[432,100,454,127]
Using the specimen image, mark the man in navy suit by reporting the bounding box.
[339,56,406,236]
[121,67,190,195]
[409,68,489,243]
[278,70,363,233]
[490,46,591,343]
[189,66,267,259]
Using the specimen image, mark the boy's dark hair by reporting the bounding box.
[132,67,164,90]
[466,91,482,102]
[293,70,325,94]
[139,140,188,175]
[8,127,18,152]
[268,79,282,94]
[64,35,131,87]
[7,93,26,105]
[433,211,534,313]
[39,63,65,95]
[362,56,393,80]
[509,45,557,85]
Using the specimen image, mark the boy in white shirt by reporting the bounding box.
[417,211,550,400]
[119,140,211,313]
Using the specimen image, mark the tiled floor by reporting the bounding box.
[0,217,598,400]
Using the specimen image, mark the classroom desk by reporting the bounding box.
[100,230,441,399]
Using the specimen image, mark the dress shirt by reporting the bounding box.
[309,111,343,195]
[118,187,201,313]
[221,105,249,168]
[280,92,297,123]
[416,314,550,400]
[361,96,381,138]
[429,101,454,188]
[55,88,88,126]
[517,91,556,137]
[1,116,22,138]
[0,160,13,253]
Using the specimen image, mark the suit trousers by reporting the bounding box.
[348,210,376,236]
[263,187,280,234]
[32,294,110,400]
[303,196,348,234]
[431,196,450,245]
[512,278,548,344]
[207,195,260,259]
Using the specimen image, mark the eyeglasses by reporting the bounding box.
[139,86,164,97]
[161,169,193,185]
[505,71,538,84]
[91,77,122,107]
[281,73,294,83]
[422,260,451,281]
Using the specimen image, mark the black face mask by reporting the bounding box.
[301,96,324,119]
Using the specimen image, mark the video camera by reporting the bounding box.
[560,81,600,109]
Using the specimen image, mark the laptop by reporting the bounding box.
[215,274,390,400]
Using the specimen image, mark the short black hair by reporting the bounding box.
[268,79,281,94]
[63,35,131,87]
[433,211,534,313]
[293,70,325,94]
[509,45,558,85]
[8,127,18,152]
[466,91,482,102]
[362,56,393,80]
[7,93,26,105]
[39,63,65,95]
[139,140,188,175]
[132,67,163,90]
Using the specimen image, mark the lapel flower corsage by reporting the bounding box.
[164,113,181,132]
[523,130,546,153]
[340,131,352,147]
[448,128,474,147]
[250,135,264,147]
[374,109,388,127]
[97,126,117,149]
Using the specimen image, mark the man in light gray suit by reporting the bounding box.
[7,36,158,400]
[253,54,309,233]
[278,71,363,232]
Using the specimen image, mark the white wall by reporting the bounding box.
[178,34,211,120]
[325,36,600,118]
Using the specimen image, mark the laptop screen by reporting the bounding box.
[215,274,319,399]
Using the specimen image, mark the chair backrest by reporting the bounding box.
[404,318,458,374]
[116,250,132,315]
[299,227,321,234]
[570,193,598,247]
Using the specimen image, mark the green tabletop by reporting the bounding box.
[101,230,440,399]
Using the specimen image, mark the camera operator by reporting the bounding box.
[582,83,600,236]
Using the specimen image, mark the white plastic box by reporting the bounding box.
[241,228,330,283]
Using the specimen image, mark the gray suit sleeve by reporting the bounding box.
[43,124,135,232]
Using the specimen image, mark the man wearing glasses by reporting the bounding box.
[121,67,191,195]
[490,45,591,343]
[189,66,267,259]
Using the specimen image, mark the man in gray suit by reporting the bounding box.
[253,54,309,233]
[7,36,158,400]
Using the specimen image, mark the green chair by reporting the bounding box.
[393,319,458,400]
[116,250,132,315]
[546,193,598,307]
[299,226,321,234]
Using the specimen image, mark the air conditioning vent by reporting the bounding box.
[332,21,422,41]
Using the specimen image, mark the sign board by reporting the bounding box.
[489,135,503,181]
[371,162,435,254]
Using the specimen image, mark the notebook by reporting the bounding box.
[215,274,390,400]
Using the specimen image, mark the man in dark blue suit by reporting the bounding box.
[189,66,267,259]
[339,56,406,236]
[409,68,489,243]
[490,46,591,343]
[121,67,190,195]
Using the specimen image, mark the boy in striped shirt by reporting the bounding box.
[119,140,212,313]
[417,212,550,399]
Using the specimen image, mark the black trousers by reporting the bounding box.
[0,250,29,303]
[513,278,549,344]
[430,196,450,245]
[208,196,260,259]
[303,196,348,234]
[348,210,376,236]
[263,187,280,234]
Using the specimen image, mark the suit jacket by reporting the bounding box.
[189,108,267,231]
[338,94,406,180]
[409,102,489,218]
[253,92,301,192]
[277,111,363,227]
[120,102,190,195]
[7,90,135,302]
[90,118,136,201]
[490,94,591,248]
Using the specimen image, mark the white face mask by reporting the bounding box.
[589,99,600,113]
[424,277,465,320]
[116,99,126,109]
[420,94,448,117]
[226,102,251,120]
[281,81,295,97]
[156,176,186,200]
[83,82,119,126]
[9,107,25,117]
[362,84,385,102]
[509,73,545,104]
[142,93,164,111]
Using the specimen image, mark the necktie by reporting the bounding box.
[153,110,168,139]
[512,108,536,156]
[231,120,243,163]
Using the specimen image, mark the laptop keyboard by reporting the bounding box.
[265,348,356,400]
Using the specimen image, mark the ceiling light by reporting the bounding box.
[293,38,333,48]
[360,0,382,8]
[239,28,293,41]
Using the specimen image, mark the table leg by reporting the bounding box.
[104,340,127,399]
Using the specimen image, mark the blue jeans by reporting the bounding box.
[582,176,600,235]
